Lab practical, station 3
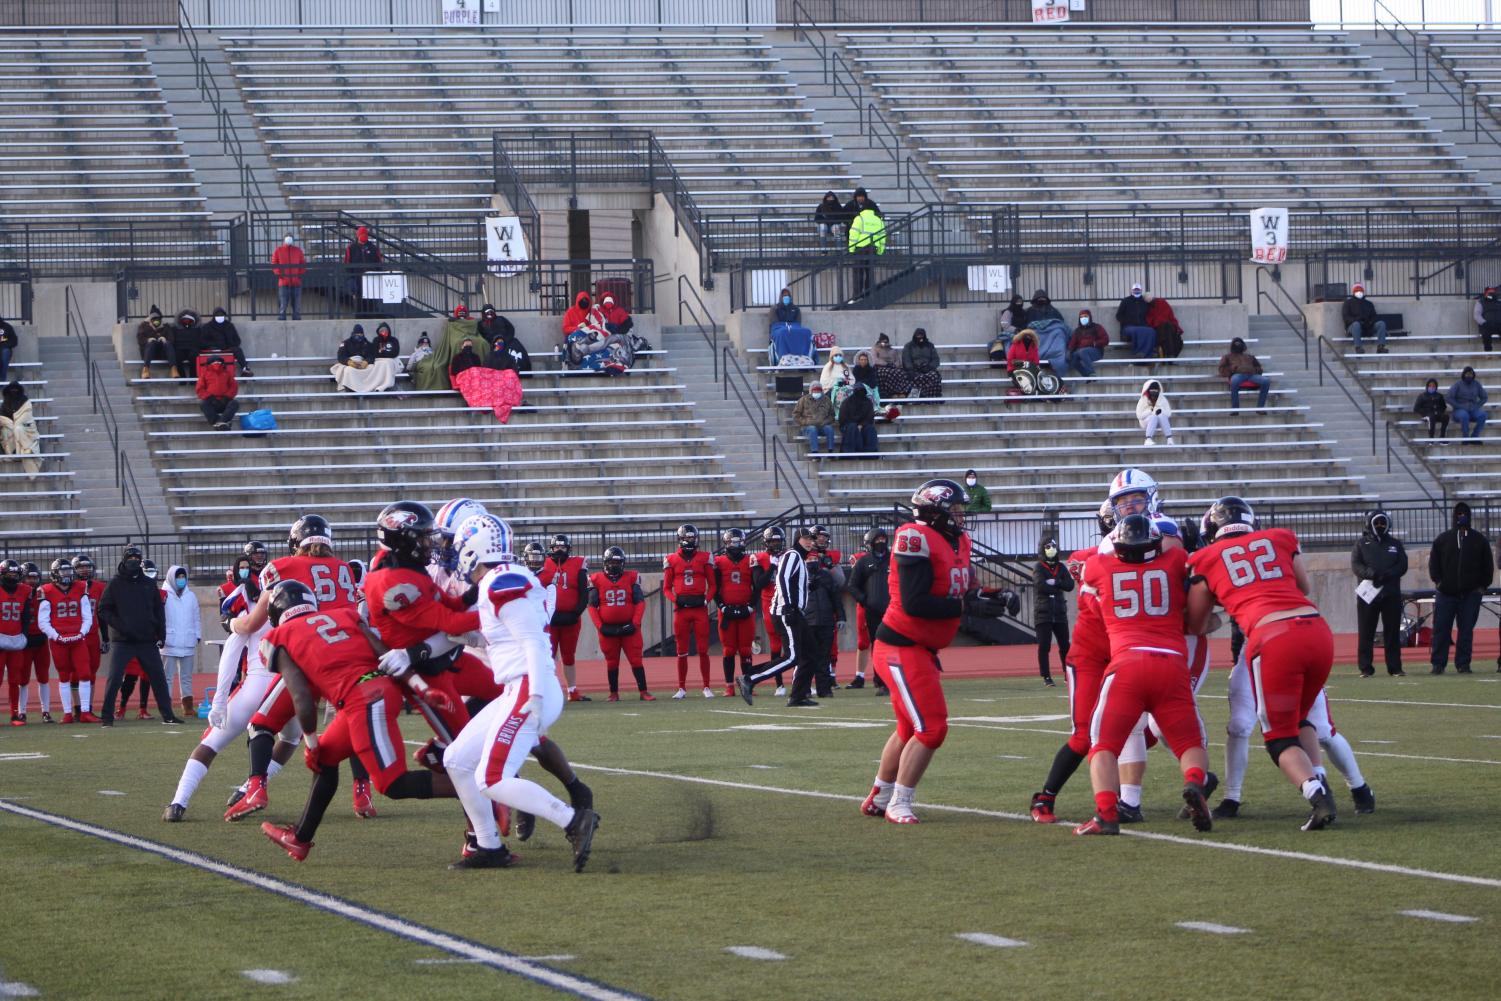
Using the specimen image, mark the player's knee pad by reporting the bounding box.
[1225,710,1254,740]
[383,770,434,800]
[1118,730,1148,766]
[913,721,947,750]
[1265,736,1300,765]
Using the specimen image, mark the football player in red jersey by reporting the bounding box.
[714,529,757,698]
[537,534,590,702]
[859,479,1011,824]
[1074,515,1214,836]
[664,524,716,699]
[73,555,106,713]
[845,527,891,694]
[1,560,35,725]
[39,558,95,727]
[1186,497,1339,831]
[588,546,653,701]
[256,582,461,862]
[20,564,54,719]
[751,526,787,694]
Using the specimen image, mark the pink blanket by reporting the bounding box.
[452,365,523,423]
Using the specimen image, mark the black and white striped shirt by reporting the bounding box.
[770,548,808,617]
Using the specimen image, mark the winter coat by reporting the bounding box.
[1067,322,1110,353]
[1414,388,1448,421]
[871,342,900,367]
[1136,379,1172,426]
[815,193,844,225]
[136,317,170,355]
[1429,503,1494,596]
[1218,350,1263,379]
[201,318,242,353]
[804,557,844,630]
[1033,557,1075,625]
[848,208,886,254]
[838,385,875,427]
[793,392,835,428]
[1342,295,1377,327]
[1031,317,1069,371]
[819,358,852,395]
[337,332,373,364]
[0,380,24,420]
[195,359,237,402]
[772,287,802,326]
[99,560,166,644]
[373,327,401,359]
[449,348,483,377]
[1448,375,1488,412]
[1116,294,1150,327]
[1026,303,1064,327]
[477,315,515,346]
[601,300,632,336]
[271,243,306,286]
[966,482,993,513]
[561,292,593,336]
[0,319,16,353]
[1351,521,1408,599]
[999,302,1028,336]
[1476,293,1501,328]
[489,334,532,373]
[846,549,891,616]
[162,565,202,658]
[0,397,40,478]
[903,338,940,374]
[344,238,383,270]
[1006,334,1040,372]
[170,313,200,360]
[1145,297,1180,331]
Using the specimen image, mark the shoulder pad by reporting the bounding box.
[259,563,280,588]
[488,571,533,608]
[381,581,424,613]
[662,555,674,569]
[893,526,931,559]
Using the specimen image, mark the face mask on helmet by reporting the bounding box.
[523,544,547,572]
[603,547,627,580]
[1112,490,1151,521]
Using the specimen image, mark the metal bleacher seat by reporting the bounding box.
[1423,33,1501,121]
[0,361,88,539]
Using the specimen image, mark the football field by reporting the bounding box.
[2,670,1500,1001]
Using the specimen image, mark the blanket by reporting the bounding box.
[452,365,523,423]
[0,399,41,478]
[410,319,486,391]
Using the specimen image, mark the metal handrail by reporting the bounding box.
[1254,267,1311,369]
[771,436,820,509]
[676,274,719,382]
[722,345,769,473]
[1375,0,1501,147]
[177,0,269,217]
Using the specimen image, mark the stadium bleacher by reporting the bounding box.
[1423,31,1501,123]
[0,359,88,541]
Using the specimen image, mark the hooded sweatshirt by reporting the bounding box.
[1448,368,1488,411]
[162,565,201,657]
[99,557,167,644]
[1033,542,1074,625]
[1351,514,1408,598]
[1428,502,1495,596]
[562,292,593,336]
[1136,379,1172,425]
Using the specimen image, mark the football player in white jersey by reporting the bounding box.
[430,497,489,600]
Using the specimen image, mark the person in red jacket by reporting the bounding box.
[714,529,757,698]
[196,353,239,430]
[664,524,715,699]
[271,233,305,321]
[587,547,653,702]
[752,526,787,694]
[1006,329,1040,372]
[38,558,95,724]
[538,534,590,701]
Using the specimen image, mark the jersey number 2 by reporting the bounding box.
[305,614,349,645]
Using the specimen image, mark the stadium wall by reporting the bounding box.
[1305,298,1482,345]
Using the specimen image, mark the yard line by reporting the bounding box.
[1356,751,1501,766]
[724,947,787,961]
[242,970,296,985]
[0,800,653,1001]
[1400,909,1479,924]
[955,932,1027,948]
[1175,921,1250,935]
[706,708,1070,736]
[571,765,1501,891]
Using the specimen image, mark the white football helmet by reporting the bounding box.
[456,514,515,577]
[435,497,489,538]
[1107,467,1160,519]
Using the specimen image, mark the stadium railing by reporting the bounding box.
[0,270,34,323]
[778,0,1313,23]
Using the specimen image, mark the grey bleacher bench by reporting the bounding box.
[155,434,717,458]
[147,417,705,439]
[805,438,1342,462]
[160,453,727,476]
[167,470,733,494]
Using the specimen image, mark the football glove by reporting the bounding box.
[377,647,413,679]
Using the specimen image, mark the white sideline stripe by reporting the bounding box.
[417,955,577,965]
[706,708,1070,736]
[1359,739,1397,744]
[0,800,652,1001]
[571,765,1501,891]
[724,946,787,961]
[0,753,47,761]
[1176,921,1250,935]
[1321,698,1501,710]
[747,765,779,769]
[1358,751,1501,765]
[955,932,1027,948]
[242,969,296,985]
[1400,909,1479,923]
[98,790,126,796]
[0,982,41,998]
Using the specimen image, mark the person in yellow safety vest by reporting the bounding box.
[847,207,887,301]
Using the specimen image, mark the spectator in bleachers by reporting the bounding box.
[272,233,305,321]
[1116,282,1156,358]
[844,186,881,220]
[1475,286,1500,353]
[815,191,845,246]
[1032,314,1069,376]
[1026,289,1063,327]
[839,383,877,454]
[793,381,836,454]
[1066,309,1110,377]
[172,310,201,379]
[1414,378,1450,437]
[1448,366,1488,438]
[1342,284,1387,354]
[195,353,238,431]
[1137,378,1174,446]
[447,336,522,422]
[600,294,633,338]
[1146,293,1184,359]
[1000,293,1028,343]
[870,331,912,397]
[477,303,513,347]
[820,347,853,405]
[406,333,433,373]
[1,380,41,479]
[901,328,942,398]
[201,307,251,375]
[847,203,887,300]
[0,315,15,382]
[964,470,992,513]
[331,322,393,393]
[373,322,401,363]
[850,350,880,405]
[344,225,384,307]
[1006,328,1040,372]
[1218,337,1270,413]
[769,288,815,366]
[136,306,177,380]
[487,322,532,374]
[562,292,592,338]
[449,338,481,377]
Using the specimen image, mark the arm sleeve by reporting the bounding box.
[662,560,677,602]
[895,556,962,619]
[704,559,717,603]
[1396,544,1409,581]
[38,599,58,641]
[384,597,480,636]
[1429,543,1442,583]
[1351,543,1371,580]
[98,582,115,634]
[1058,566,1075,593]
[632,585,647,627]
[78,595,93,637]
[497,597,553,696]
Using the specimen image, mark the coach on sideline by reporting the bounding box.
[98,545,186,726]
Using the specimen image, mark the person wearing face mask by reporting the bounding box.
[1428,501,1494,675]
[172,309,202,379]
[271,233,305,321]
[1413,377,1449,437]
[1066,310,1110,377]
[1342,283,1386,354]
[901,328,943,398]
[963,470,992,513]
[999,293,1028,343]
[849,350,881,406]
[1034,537,1073,688]
[97,546,184,726]
[195,353,239,430]
[450,336,522,422]
[135,305,178,380]
[1217,337,1269,413]
[331,323,385,393]
[1136,378,1174,446]
[344,224,384,309]
[814,190,845,246]
[846,527,892,695]
[793,381,837,453]
[1351,513,1407,679]
[201,306,251,375]
[1476,286,1500,352]
[1025,289,1063,327]
[769,287,814,366]
[1448,365,1488,438]
[820,346,853,408]
[160,565,201,714]
[870,331,912,398]
[839,382,878,453]
[1116,283,1156,358]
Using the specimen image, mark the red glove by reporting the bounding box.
[416,684,455,716]
[303,735,322,773]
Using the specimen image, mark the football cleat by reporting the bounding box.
[639,691,656,701]
[8,713,22,727]
[137,708,153,720]
[226,785,247,809]
[1029,792,1057,824]
[41,712,54,724]
[568,689,591,703]
[162,803,185,823]
[884,802,920,825]
[1177,772,1219,820]
[1073,815,1120,836]
[260,822,312,862]
[60,713,75,725]
[516,810,536,842]
[1301,789,1338,831]
[847,676,866,690]
[606,692,620,702]
[1211,798,1241,819]
[450,845,517,870]
[723,685,735,698]
[703,687,715,699]
[351,779,377,818]
[224,777,267,821]
[565,808,600,872]
[773,685,787,697]
[736,676,755,706]
[860,785,888,817]
[1117,802,1145,824]
[1181,783,1213,833]
[78,711,101,723]
[1351,784,1376,815]
[671,688,687,700]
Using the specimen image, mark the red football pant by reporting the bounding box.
[49,640,92,684]
[250,680,297,734]
[1089,650,1204,759]
[718,615,754,658]
[855,606,871,651]
[761,604,781,656]
[86,631,101,674]
[1247,615,1334,742]
[3,647,32,706]
[674,607,710,687]
[453,651,503,704]
[25,643,49,684]
[314,679,408,794]
[599,631,644,669]
[550,620,581,667]
[1064,659,1107,755]
[873,640,948,749]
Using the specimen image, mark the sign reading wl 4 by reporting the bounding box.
[485,215,530,276]
[1250,206,1289,265]
[1032,0,1070,23]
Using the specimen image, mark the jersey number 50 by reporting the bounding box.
[1111,569,1170,617]
[1218,538,1284,587]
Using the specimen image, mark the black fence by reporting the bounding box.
[1304,247,1501,300]
[779,0,1311,21]
[0,270,34,323]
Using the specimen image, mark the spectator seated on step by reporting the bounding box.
[793,381,836,454]
[0,314,16,382]
[814,190,845,246]
[820,347,855,410]
[849,350,882,408]
[172,309,202,379]
[1116,282,1156,358]
[410,307,485,391]
[135,305,178,380]
[1475,286,1500,353]
[330,322,395,394]
[870,331,912,398]
[599,294,633,339]
[1025,289,1063,328]
[1218,337,1270,412]
[1029,313,1069,375]
[0,379,41,478]
[195,353,239,431]
[1146,293,1185,359]
[769,287,815,366]
[1066,310,1110,377]
[1006,328,1040,373]
[449,337,524,423]
[1414,378,1450,438]
[405,333,433,374]
[839,382,878,454]
[1343,284,1387,354]
[1137,378,1174,446]
[199,306,251,375]
[1448,366,1488,439]
[479,304,529,372]
[901,328,943,398]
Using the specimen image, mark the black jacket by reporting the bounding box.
[200,319,242,352]
[1414,390,1448,421]
[488,335,532,373]
[0,319,17,352]
[1033,558,1074,625]
[838,387,875,427]
[1429,503,1494,596]
[374,334,401,359]
[1342,295,1377,327]
[1351,524,1408,599]
[804,557,844,630]
[337,334,372,363]
[847,549,891,617]
[1116,295,1149,327]
[99,561,166,644]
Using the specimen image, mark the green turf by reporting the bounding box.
[2,670,1500,1001]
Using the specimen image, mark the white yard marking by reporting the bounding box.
[706,708,1069,736]
[995,754,1029,761]
[955,932,1027,948]
[1359,739,1397,744]
[572,765,1501,891]
[241,970,296,985]
[747,765,779,770]
[97,791,126,797]
[1176,922,1250,935]
[1358,751,1501,766]
[0,982,41,998]
[1400,909,1479,924]
[0,753,47,762]
[0,800,652,1001]
[621,713,641,717]
[951,715,1070,724]
[724,947,787,961]
[418,956,576,965]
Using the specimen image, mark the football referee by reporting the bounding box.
[737,526,819,707]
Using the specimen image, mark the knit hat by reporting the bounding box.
[1352,283,1365,293]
